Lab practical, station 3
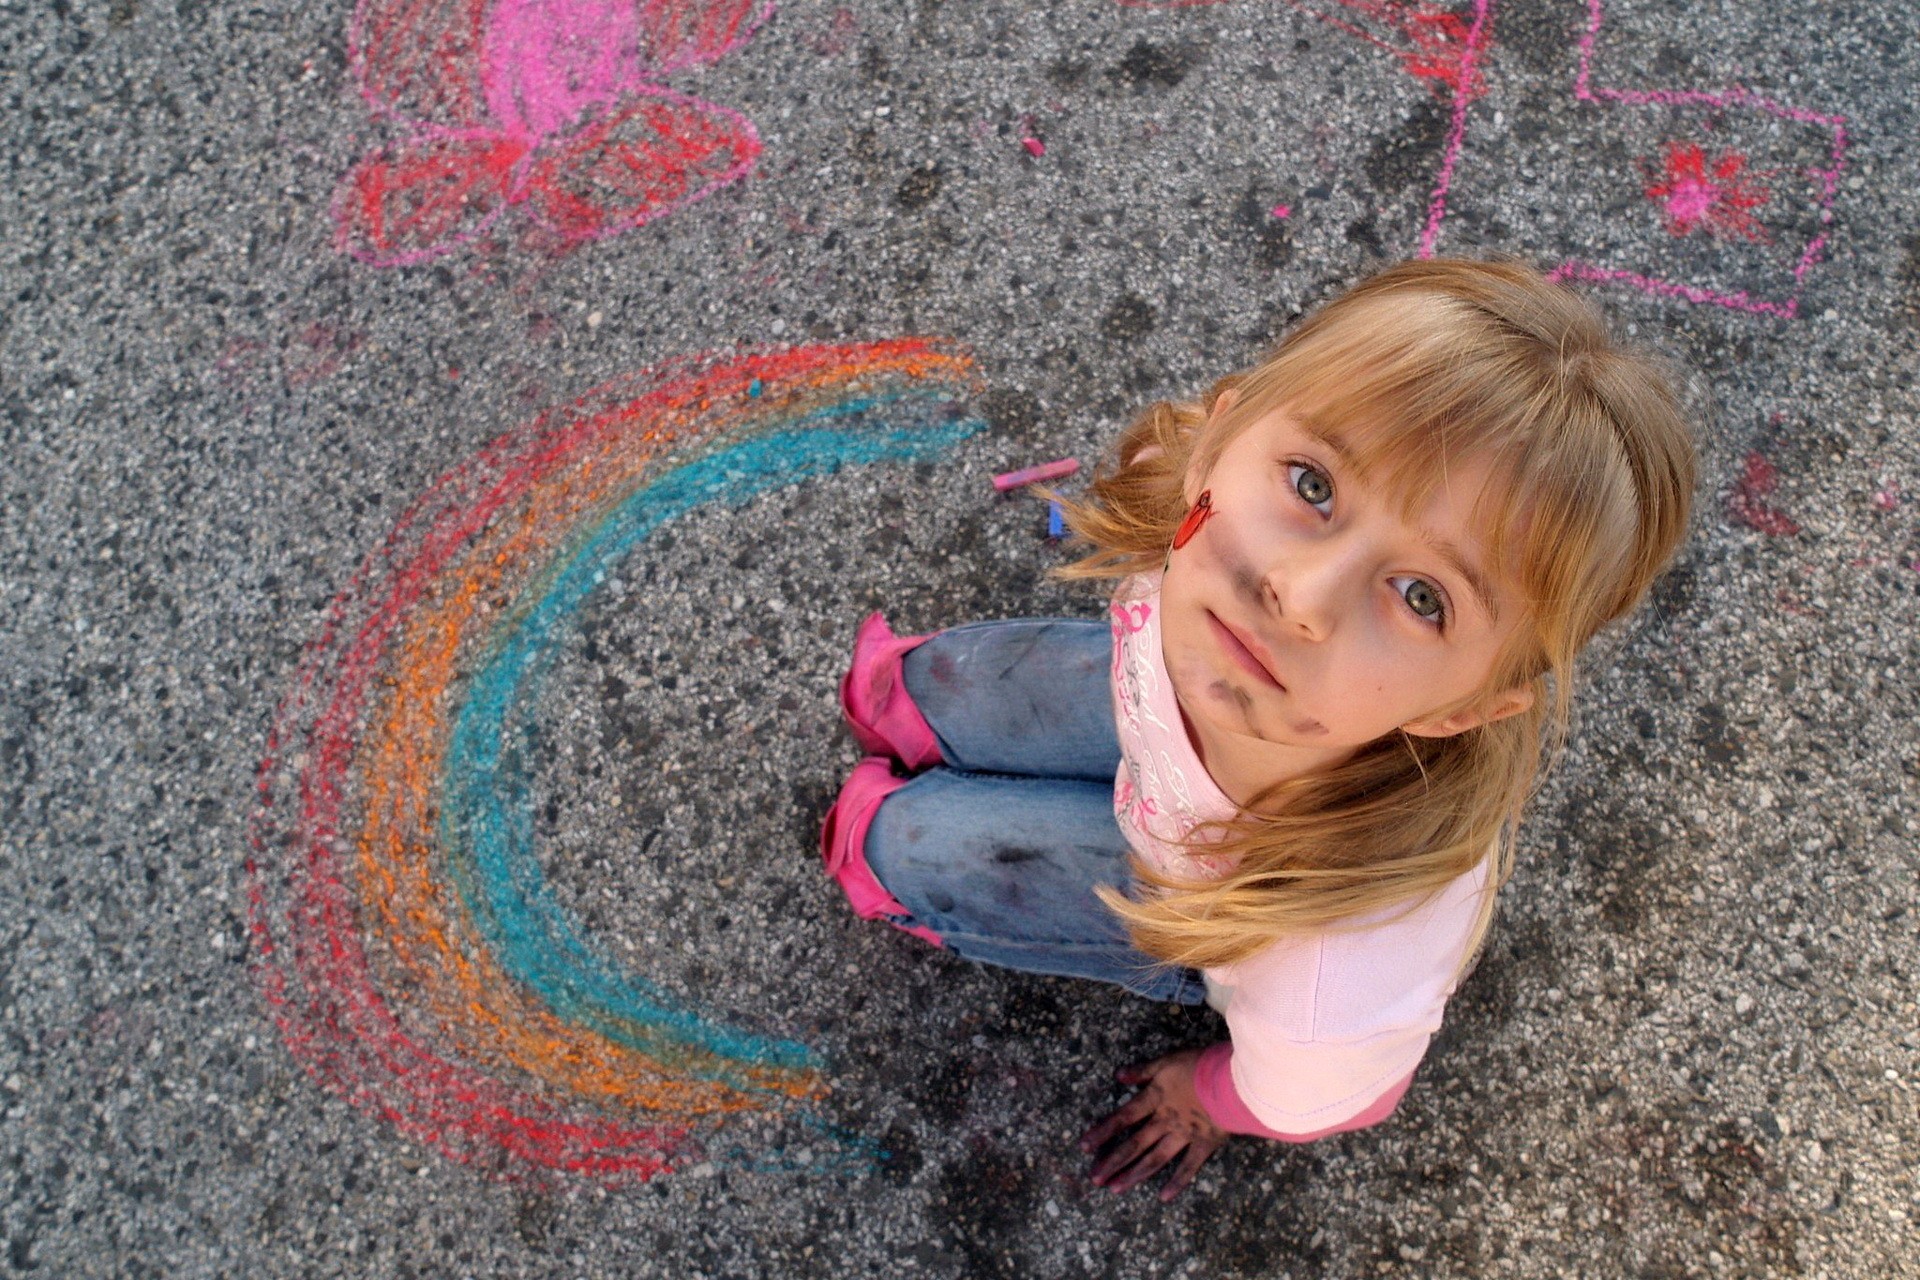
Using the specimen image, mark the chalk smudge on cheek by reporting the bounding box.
[1174,515,1282,741]
[1188,504,1268,610]
[1207,677,1276,742]
[1228,556,1268,610]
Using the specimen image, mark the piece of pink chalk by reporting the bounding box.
[993,458,1078,492]
[1022,137,1046,157]
[1271,203,1291,218]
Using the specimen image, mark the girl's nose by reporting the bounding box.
[1264,539,1360,641]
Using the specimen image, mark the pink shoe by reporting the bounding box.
[838,612,943,771]
[819,757,944,948]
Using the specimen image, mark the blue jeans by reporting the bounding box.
[862,618,1207,1005]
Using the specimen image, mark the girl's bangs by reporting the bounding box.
[1242,290,1642,656]
[1249,296,1545,555]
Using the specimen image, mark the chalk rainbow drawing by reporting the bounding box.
[1119,0,1493,259]
[247,340,985,1179]
[333,0,774,266]
[1547,0,1849,318]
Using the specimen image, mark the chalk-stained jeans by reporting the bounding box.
[823,615,1206,1005]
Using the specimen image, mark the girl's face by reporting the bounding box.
[1161,398,1535,785]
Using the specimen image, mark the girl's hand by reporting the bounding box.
[1078,1048,1228,1201]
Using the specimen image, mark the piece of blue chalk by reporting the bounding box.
[1048,500,1064,539]
[748,378,763,397]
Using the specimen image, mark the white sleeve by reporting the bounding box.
[1209,871,1487,1132]
[1214,941,1435,1132]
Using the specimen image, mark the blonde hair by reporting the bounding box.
[1056,258,1696,971]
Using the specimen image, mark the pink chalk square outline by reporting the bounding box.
[1544,0,1850,319]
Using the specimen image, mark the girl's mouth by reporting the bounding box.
[1207,612,1285,690]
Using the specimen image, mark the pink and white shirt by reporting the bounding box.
[1108,574,1491,1140]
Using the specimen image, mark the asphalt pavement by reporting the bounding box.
[2,0,1916,1276]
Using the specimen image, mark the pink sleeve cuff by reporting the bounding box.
[1193,1042,1412,1142]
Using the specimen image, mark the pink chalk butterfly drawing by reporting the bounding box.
[332,0,774,267]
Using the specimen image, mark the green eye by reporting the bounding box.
[1400,578,1444,621]
[1289,463,1333,510]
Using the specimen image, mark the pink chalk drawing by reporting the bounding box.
[1408,0,1490,257]
[333,0,773,267]
[1120,0,1846,319]
[1727,451,1799,536]
[1118,0,1492,258]
[286,322,368,387]
[1641,141,1772,243]
[213,322,367,393]
[1549,0,1849,318]
[1120,0,1486,96]
[1285,0,1489,99]
[803,6,858,57]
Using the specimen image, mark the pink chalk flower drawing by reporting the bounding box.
[333,0,774,267]
[1641,141,1772,243]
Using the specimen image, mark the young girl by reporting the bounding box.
[819,258,1695,1201]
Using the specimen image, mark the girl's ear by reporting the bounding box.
[1185,388,1242,505]
[1400,685,1536,739]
